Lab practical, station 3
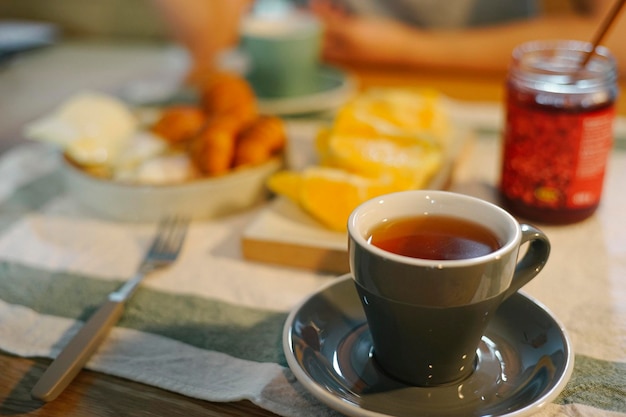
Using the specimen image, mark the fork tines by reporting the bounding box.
[147,215,190,261]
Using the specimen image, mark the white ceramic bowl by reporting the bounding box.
[61,154,282,222]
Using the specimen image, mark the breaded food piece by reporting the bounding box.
[151,106,206,144]
[234,116,286,167]
[200,72,258,126]
[188,117,241,176]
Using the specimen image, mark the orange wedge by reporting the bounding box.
[268,167,398,231]
[332,87,450,143]
[317,132,443,190]
[269,87,452,231]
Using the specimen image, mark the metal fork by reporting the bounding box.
[31,216,189,402]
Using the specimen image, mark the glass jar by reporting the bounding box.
[500,40,618,224]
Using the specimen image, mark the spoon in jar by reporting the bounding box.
[580,0,626,68]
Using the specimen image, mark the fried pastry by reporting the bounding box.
[234,116,286,167]
[188,117,241,175]
[200,72,258,126]
[151,106,206,145]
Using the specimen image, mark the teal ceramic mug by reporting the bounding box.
[347,190,551,386]
[239,11,322,98]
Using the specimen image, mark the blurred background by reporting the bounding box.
[0,0,599,154]
[0,0,166,42]
[0,0,577,43]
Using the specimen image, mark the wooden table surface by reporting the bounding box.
[1,59,624,417]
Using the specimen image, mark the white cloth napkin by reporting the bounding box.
[0,131,624,417]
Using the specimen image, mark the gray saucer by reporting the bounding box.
[254,66,356,116]
[283,274,574,417]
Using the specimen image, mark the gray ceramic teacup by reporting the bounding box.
[239,11,322,98]
[347,190,550,386]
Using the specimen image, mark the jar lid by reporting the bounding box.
[509,40,617,95]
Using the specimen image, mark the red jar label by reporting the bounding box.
[502,101,614,211]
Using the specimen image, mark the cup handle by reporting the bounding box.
[503,224,550,300]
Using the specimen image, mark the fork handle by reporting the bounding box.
[31,299,125,402]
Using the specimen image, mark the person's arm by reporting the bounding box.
[151,0,252,83]
[313,0,626,74]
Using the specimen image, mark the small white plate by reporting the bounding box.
[283,275,574,417]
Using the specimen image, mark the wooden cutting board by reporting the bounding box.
[242,197,349,273]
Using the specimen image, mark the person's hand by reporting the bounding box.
[310,0,421,66]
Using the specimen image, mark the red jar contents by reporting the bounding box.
[501,41,618,224]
